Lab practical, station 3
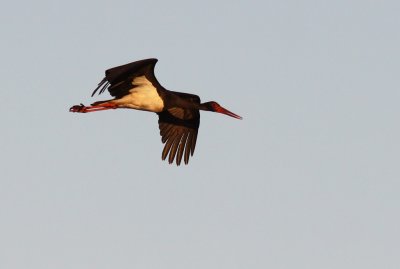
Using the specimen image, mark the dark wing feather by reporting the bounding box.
[158,93,200,165]
[91,58,160,98]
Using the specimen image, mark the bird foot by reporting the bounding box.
[69,102,118,113]
[69,103,87,113]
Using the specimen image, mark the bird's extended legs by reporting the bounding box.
[69,102,117,113]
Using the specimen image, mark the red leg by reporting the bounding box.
[69,102,117,113]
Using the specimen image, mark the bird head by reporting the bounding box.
[202,101,242,120]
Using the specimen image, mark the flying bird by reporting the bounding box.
[70,58,242,165]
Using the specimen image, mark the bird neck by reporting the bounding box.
[171,97,212,111]
[198,102,214,111]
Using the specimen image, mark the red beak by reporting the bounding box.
[216,106,243,120]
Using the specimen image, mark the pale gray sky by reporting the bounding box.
[1,0,400,268]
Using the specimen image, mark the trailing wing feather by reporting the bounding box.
[91,58,160,98]
[157,96,200,165]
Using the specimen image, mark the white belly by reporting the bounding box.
[113,76,164,112]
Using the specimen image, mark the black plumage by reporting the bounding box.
[70,58,242,165]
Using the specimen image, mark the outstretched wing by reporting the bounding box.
[91,58,161,98]
[158,93,201,165]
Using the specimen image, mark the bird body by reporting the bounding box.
[70,58,241,165]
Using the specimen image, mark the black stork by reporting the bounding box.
[70,58,242,165]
